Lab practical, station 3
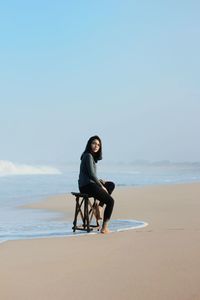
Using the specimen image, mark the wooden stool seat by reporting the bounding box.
[71,192,100,232]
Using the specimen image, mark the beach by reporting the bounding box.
[1,182,200,300]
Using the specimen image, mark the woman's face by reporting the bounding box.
[90,139,100,153]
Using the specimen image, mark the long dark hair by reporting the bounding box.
[81,135,102,162]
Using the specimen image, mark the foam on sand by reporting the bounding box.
[0,219,148,243]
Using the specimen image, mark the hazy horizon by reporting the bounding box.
[1,1,199,164]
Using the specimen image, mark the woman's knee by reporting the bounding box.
[108,181,115,189]
[106,181,115,194]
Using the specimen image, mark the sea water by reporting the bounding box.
[1,160,200,242]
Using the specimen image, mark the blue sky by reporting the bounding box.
[0,1,200,164]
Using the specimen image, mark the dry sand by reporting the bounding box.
[1,183,200,300]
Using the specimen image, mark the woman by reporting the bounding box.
[78,135,115,234]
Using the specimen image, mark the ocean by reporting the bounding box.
[1,160,200,243]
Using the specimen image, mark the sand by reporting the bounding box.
[1,183,200,300]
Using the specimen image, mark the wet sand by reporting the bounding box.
[1,183,200,300]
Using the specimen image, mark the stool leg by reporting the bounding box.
[84,197,90,232]
[83,196,86,229]
[72,196,79,232]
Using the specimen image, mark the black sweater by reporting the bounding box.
[78,152,102,188]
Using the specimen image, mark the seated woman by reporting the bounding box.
[78,135,115,234]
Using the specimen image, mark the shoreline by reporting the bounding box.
[1,181,200,244]
[1,182,200,300]
[21,181,200,232]
[9,181,200,241]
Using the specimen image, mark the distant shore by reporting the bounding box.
[1,182,200,300]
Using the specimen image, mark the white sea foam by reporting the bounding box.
[0,160,61,176]
[0,219,148,242]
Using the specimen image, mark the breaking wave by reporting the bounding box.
[0,160,61,176]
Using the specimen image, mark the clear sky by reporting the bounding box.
[0,0,200,164]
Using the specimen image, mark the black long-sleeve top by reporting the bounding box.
[78,152,102,188]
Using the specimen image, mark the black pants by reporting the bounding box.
[80,181,115,223]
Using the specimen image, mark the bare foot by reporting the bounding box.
[101,224,111,234]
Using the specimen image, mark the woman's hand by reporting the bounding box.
[99,179,106,185]
[101,185,108,193]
